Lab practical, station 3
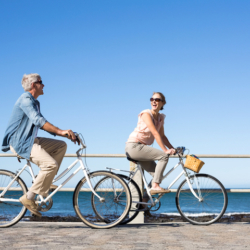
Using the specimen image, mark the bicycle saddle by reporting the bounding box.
[127,157,138,164]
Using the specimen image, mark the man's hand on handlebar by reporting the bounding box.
[61,130,80,145]
[164,148,176,155]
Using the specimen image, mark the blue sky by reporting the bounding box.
[0,0,249,188]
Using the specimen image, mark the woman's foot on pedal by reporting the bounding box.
[19,194,42,217]
[150,188,171,195]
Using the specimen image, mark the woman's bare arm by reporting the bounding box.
[159,126,174,149]
[141,113,174,154]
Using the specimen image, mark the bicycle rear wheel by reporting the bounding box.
[73,171,131,229]
[176,174,228,225]
[117,174,142,225]
[0,170,28,227]
[93,174,142,225]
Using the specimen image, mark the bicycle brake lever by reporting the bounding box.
[65,133,80,144]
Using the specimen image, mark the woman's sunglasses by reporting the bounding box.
[150,98,162,102]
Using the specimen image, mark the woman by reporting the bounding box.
[125,92,176,197]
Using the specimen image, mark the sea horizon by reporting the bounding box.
[18,191,250,218]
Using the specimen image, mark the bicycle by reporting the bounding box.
[0,133,131,229]
[106,147,228,225]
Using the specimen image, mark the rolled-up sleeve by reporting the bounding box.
[19,96,47,128]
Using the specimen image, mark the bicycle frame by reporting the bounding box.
[108,155,202,207]
[0,154,103,204]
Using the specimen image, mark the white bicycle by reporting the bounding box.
[0,133,131,229]
[107,147,228,225]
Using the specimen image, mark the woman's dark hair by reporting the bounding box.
[152,92,166,110]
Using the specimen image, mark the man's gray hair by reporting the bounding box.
[21,73,41,91]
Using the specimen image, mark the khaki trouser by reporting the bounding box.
[10,137,67,196]
[125,142,169,184]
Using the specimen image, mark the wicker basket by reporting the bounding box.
[184,155,205,173]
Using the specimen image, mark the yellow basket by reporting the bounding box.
[184,155,205,173]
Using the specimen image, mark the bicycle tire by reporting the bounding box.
[93,174,142,225]
[73,171,131,229]
[176,173,228,225]
[0,170,28,228]
[117,174,142,225]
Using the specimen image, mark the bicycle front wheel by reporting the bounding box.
[73,171,131,229]
[0,170,28,228]
[176,174,228,225]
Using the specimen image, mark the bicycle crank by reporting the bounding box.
[36,196,53,212]
[149,200,161,212]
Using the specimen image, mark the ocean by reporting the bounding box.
[34,191,250,217]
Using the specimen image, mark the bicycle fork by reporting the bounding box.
[184,168,203,202]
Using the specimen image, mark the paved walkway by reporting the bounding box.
[0,222,249,250]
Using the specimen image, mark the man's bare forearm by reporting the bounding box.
[41,122,64,137]
[41,122,77,142]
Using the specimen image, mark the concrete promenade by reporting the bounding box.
[0,222,249,250]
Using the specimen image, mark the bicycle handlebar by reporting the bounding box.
[65,132,87,149]
[74,132,87,149]
[174,146,189,158]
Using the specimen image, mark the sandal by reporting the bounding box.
[150,188,171,195]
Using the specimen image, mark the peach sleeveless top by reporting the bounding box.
[127,109,165,145]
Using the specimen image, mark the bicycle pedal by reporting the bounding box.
[135,208,149,212]
[133,205,150,212]
[135,204,148,211]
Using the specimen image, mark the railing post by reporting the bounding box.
[129,161,144,224]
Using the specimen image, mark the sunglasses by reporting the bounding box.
[34,80,43,85]
[150,98,162,102]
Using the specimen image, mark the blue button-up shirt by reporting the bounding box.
[2,92,52,159]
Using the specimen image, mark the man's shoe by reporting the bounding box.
[19,194,42,217]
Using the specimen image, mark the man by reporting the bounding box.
[2,73,78,217]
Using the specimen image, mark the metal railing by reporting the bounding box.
[1,154,250,158]
[1,153,249,192]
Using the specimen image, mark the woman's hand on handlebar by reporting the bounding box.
[164,148,176,155]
